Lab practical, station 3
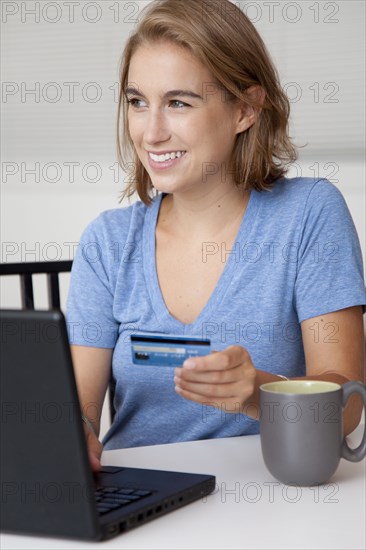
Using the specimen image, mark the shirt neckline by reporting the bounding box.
[143,190,259,333]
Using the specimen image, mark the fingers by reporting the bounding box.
[174,345,256,410]
[89,452,102,472]
[175,346,252,384]
[175,377,245,398]
[181,345,250,372]
[85,427,103,472]
[174,370,253,400]
[175,365,240,384]
[175,385,248,411]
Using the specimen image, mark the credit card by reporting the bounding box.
[131,333,211,366]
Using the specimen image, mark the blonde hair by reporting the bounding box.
[117,0,297,205]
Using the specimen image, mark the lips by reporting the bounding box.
[149,151,187,163]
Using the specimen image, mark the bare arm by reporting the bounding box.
[175,306,365,436]
[70,345,113,437]
[299,305,365,435]
[242,306,365,434]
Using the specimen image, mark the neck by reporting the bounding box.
[158,184,250,240]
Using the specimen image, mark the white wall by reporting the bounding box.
[1,1,365,435]
[2,0,365,302]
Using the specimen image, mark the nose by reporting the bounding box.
[144,108,171,145]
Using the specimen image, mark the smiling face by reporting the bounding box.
[126,41,252,197]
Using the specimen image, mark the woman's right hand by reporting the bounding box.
[83,422,103,472]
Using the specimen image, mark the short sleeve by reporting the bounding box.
[294,179,366,322]
[66,216,119,348]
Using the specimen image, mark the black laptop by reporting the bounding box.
[0,309,215,541]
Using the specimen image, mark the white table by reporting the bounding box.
[1,426,365,550]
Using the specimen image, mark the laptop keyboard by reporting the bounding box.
[95,487,153,515]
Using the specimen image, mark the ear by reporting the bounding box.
[234,85,265,135]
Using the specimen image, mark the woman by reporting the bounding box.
[67,0,366,471]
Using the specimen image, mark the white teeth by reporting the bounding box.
[149,151,186,162]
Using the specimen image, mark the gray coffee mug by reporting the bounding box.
[259,380,366,486]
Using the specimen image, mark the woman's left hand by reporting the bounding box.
[174,345,256,412]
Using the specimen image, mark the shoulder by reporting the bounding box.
[89,198,149,234]
[267,176,343,203]
[258,177,348,220]
[79,197,156,245]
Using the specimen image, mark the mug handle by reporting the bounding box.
[341,381,366,462]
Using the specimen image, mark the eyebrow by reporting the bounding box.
[124,87,203,101]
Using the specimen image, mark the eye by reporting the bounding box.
[126,97,147,109]
[170,100,190,109]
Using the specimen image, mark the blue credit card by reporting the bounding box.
[131,333,211,366]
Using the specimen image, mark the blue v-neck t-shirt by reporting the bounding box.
[66,177,366,449]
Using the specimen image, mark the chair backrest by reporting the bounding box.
[0,260,73,310]
[0,261,115,424]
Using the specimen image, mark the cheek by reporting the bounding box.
[200,124,234,155]
[127,115,143,145]
[200,110,236,143]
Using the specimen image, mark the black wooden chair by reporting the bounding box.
[0,261,115,424]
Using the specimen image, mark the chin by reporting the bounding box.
[150,179,189,194]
